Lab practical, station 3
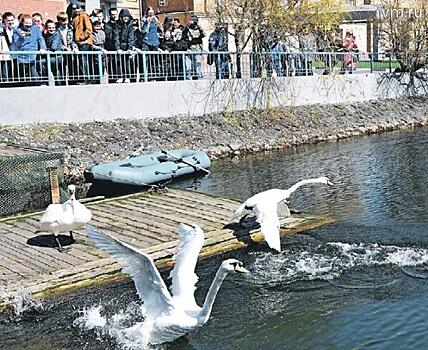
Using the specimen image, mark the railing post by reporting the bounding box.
[370,52,373,73]
[304,53,308,76]
[389,52,392,73]
[217,52,221,79]
[142,52,148,82]
[328,52,332,73]
[46,52,54,86]
[98,52,104,84]
[182,53,187,80]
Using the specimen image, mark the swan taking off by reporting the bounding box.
[37,184,92,252]
[229,176,333,252]
[85,223,249,346]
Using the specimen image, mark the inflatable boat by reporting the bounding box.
[84,149,211,186]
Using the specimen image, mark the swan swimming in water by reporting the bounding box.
[229,176,333,252]
[85,223,249,346]
[36,184,92,251]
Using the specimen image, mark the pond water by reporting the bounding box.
[1,127,428,350]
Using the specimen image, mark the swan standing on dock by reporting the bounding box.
[85,223,249,346]
[37,184,92,252]
[229,176,333,252]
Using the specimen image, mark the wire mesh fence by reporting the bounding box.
[0,50,406,87]
[0,146,66,217]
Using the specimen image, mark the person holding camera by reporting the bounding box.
[0,12,15,83]
[140,7,162,80]
[183,15,205,79]
[11,13,46,83]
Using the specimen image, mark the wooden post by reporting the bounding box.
[49,169,60,204]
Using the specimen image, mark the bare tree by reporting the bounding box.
[377,0,428,73]
[207,0,344,77]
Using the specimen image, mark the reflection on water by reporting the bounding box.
[1,127,428,350]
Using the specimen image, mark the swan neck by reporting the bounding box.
[199,267,228,324]
[70,194,76,201]
[287,178,317,195]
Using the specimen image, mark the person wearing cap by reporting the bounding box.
[182,14,205,79]
[208,23,230,79]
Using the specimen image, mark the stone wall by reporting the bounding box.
[1,96,427,183]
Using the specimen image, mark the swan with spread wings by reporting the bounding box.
[86,223,249,346]
[229,176,333,252]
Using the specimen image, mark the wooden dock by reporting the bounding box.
[0,189,333,310]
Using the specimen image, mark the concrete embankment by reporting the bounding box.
[1,96,427,182]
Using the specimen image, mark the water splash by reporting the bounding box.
[73,305,107,330]
[250,242,428,283]
[0,287,44,319]
[72,302,157,350]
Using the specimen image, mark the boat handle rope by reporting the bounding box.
[160,149,211,175]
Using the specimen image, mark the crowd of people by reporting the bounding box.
[0,0,224,85]
[0,0,360,86]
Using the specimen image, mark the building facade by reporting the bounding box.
[0,0,65,20]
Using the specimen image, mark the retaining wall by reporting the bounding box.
[1,73,426,125]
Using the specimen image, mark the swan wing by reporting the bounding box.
[169,223,204,305]
[40,202,74,227]
[73,201,92,224]
[85,225,174,317]
[253,201,281,252]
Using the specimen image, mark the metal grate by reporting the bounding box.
[0,145,66,217]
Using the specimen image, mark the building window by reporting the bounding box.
[159,0,166,6]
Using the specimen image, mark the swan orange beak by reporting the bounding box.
[235,265,250,274]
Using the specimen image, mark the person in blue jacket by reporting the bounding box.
[12,13,46,81]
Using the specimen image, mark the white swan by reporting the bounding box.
[85,223,249,346]
[229,176,333,252]
[36,184,92,251]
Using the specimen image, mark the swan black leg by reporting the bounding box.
[54,235,63,252]
[69,231,74,241]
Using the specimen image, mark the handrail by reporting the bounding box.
[0,50,410,87]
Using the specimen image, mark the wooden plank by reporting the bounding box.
[164,190,239,212]
[147,194,231,222]
[3,224,89,266]
[128,197,223,230]
[0,226,74,269]
[91,204,173,242]
[105,201,187,235]
[88,212,165,246]
[120,197,219,230]
[0,236,63,270]
[104,201,179,236]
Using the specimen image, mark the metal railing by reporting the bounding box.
[0,50,402,87]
